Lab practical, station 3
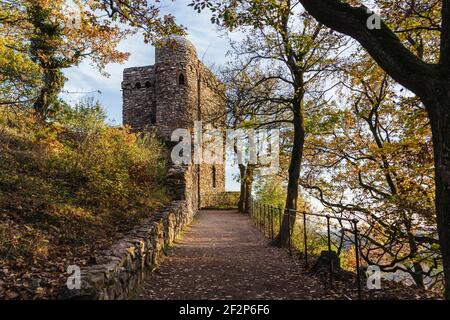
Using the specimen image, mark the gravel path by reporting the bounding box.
[136,210,329,300]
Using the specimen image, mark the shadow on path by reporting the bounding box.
[136,210,328,300]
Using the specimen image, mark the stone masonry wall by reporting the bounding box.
[122,66,156,132]
[58,165,197,300]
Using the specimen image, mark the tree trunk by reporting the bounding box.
[273,100,306,247]
[425,90,450,299]
[411,262,425,289]
[33,67,63,120]
[29,3,67,121]
[405,221,425,289]
[244,165,254,214]
[238,164,247,213]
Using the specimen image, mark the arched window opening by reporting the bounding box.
[178,73,186,86]
[135,82,141,89]
[145,81,152,88]
[212,166,217,188]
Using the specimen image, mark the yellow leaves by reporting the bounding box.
[377,0,441,63]
[55,204,96,222]
[32,123,64,154]
[0,35,41,83]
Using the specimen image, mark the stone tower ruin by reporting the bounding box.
[122,36,225,206]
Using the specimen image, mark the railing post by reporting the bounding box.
[288,209,292,256]
[303,212,308,267]
[268,206,272,239]
[264,204,269,236]
[255,202,258,226]
[326,216,333,289]
[260,204,263,233]
[270,206,274,240]
[265,205,268,237]
[263,204,267,236]
[256,202,258,227]
[257,203,260,229]
[353,219,362,300]
[278,207,282,233]
[259,203,262,232]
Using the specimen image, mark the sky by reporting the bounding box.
[61,0,241,191]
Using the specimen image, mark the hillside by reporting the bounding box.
[0,103,169,299]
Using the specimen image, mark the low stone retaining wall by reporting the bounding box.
[59,200,194,299]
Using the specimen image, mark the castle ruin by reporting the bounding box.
[122,36,225,207]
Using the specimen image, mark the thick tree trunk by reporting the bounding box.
[273,101,306,247]
[426,90,450,299]
[33,68,59,119]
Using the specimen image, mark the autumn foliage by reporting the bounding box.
[0,101,168,299]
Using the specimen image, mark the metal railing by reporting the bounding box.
[249,197,362,300]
